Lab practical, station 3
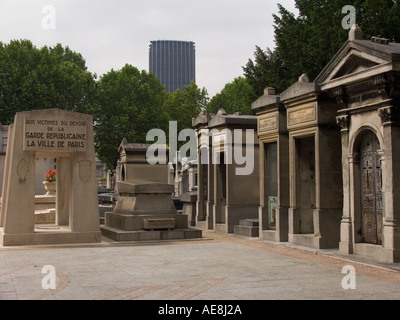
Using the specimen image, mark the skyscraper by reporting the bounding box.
[149,40,196,93]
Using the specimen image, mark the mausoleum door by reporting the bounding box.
[219,153,227,205]
[360,132,383,245]
[201,164,208,220]
[295,136,315,234]
[265,143,278,230]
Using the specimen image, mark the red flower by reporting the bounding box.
[45,170,56,182]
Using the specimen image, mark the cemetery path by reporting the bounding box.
[0,230,399,300]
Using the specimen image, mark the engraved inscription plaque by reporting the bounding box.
[259,115,278,133]
[288,105,317,127]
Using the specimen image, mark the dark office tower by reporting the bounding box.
[149,40,196,93]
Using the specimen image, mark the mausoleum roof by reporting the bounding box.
[315,27,400,89]
[208,110,257,129]
[252,93,280,111]
[118,142,152,153]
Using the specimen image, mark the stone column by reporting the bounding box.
[1,121,36,236]
[336,115,353,253]
[288,133,299,236]
[379,106,400,262]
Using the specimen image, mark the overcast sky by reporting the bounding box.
[0,0,298,97]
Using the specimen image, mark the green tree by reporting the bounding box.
[355,0,400,41]
[207,77,256,115]
[243,47,289,98]
[164,81,209,133]
[0,39,96,124]
[286,0,354,81]
[94,64,168,169]
[244,0,400,96]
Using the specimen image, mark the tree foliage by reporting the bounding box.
[93,64,168,169]
[0,39,96,124]
[207,77,256,115]
[244,0,400,97]
[164,81,209,133]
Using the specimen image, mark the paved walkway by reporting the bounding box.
[1,230,400,301]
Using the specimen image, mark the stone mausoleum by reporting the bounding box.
[253,25,400,263]
[193,109,260,235]
[317,26,400,262]
[252,88,290,243]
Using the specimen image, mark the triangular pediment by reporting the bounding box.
[331,54,379,79]
[315,40,399,85]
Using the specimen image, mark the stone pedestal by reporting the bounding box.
[34,195,56,225]
[43,181,56,196]
[101,181,202,241]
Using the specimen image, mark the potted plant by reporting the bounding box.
[43,170,56,196]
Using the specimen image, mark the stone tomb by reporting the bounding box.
[101,141,201,241]
[192,109,260,234]
[118,140,170,185]
[316,26,400,262]
[0,109,101,246]
[281,76,343,249]
[252,88,289,242]
[101,180,202,241]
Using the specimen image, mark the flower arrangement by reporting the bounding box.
[45,170,56,183]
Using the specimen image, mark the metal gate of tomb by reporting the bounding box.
[360,132,383,245]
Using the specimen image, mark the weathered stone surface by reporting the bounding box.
[118,180,174,195]
[234,219,260,238]
[101,179,202,241]
[143,218,175,230]
[0,109,101,246]
[34,210,56,225]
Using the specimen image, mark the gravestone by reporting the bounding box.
[0,109,101,246]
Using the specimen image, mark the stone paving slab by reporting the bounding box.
[0,231,400,301]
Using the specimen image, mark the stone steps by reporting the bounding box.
[234,219,259,238]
